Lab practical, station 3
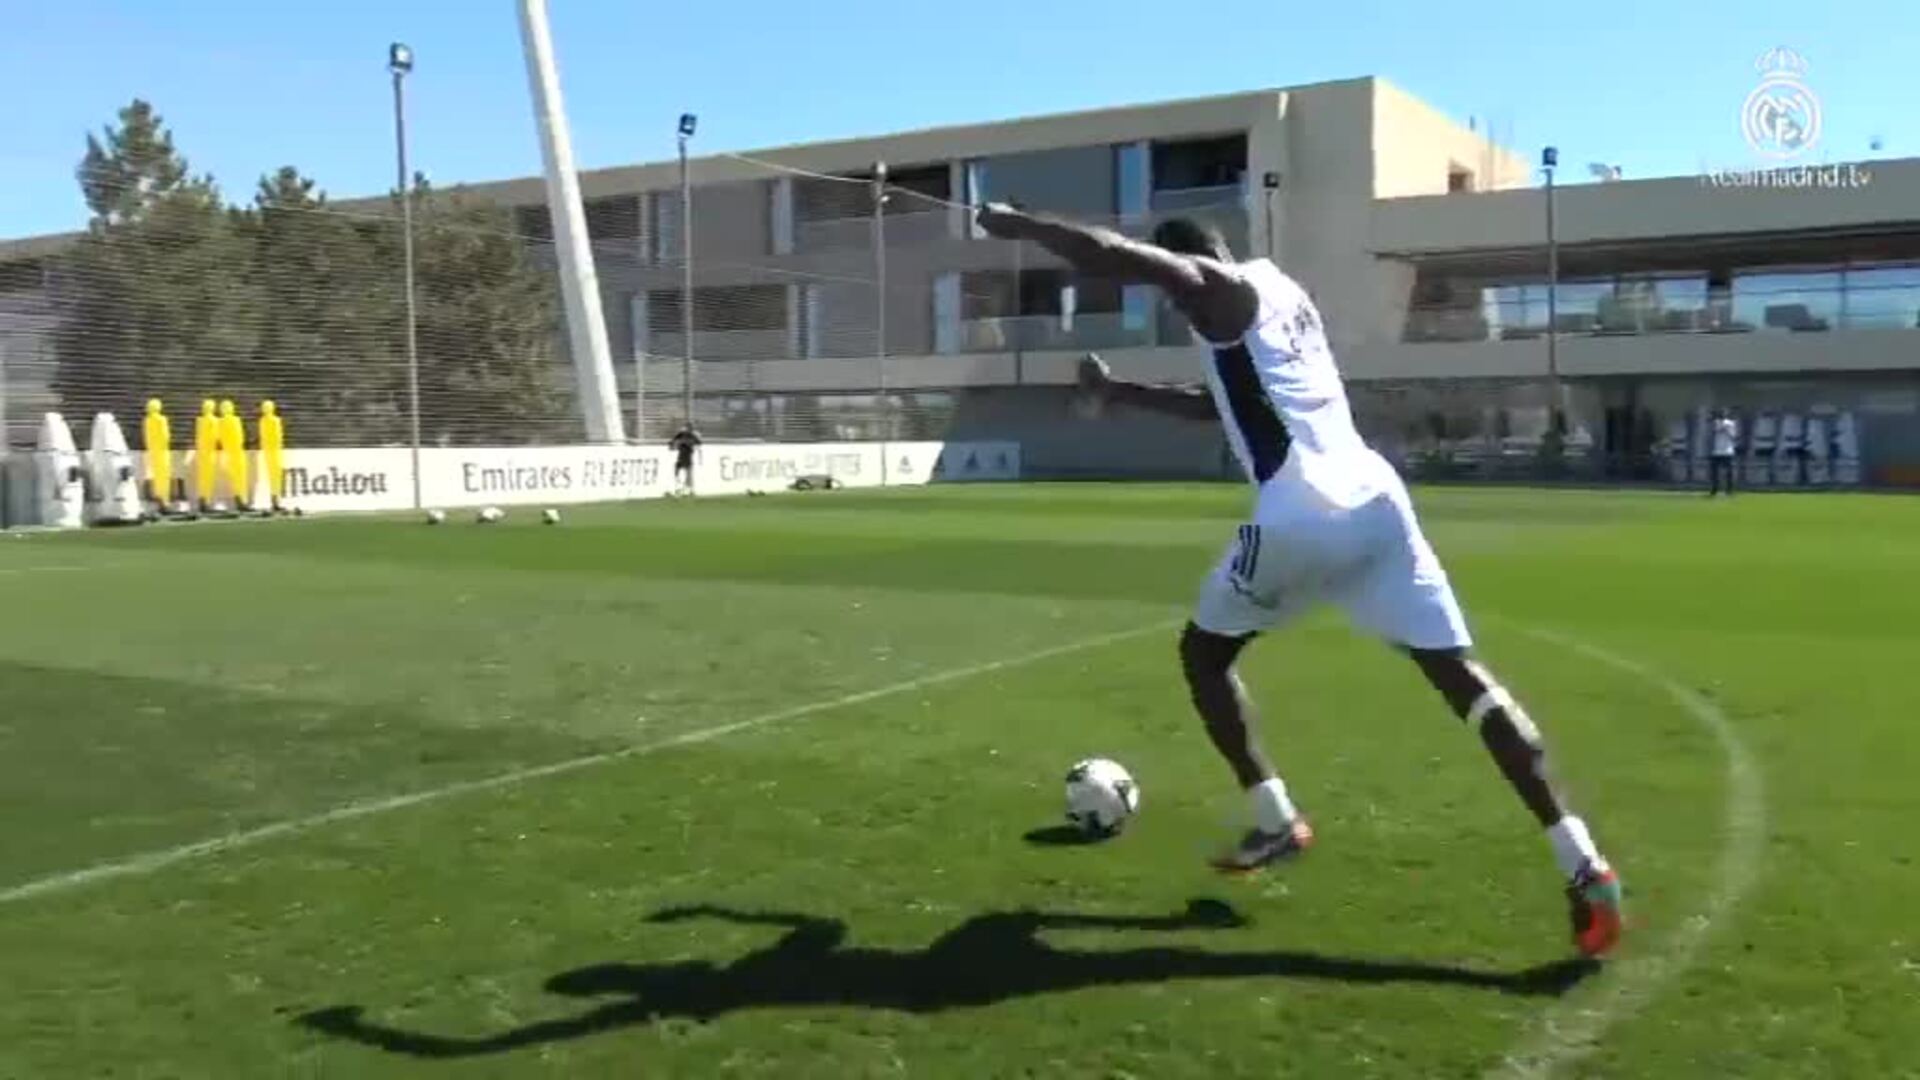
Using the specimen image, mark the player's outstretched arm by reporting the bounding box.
[978,203,1201,291]
[975,204,1255,342]
[1078,353,1216,422]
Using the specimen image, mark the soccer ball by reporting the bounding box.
[1064,757,1139,837]
[542,508,561,525]
[476,506,505,524]
[425,509,446,525]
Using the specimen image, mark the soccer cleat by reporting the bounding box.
[1568,861,1624,957]
[1209,817,1314,873]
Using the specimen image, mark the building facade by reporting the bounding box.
[4,76,1917,484]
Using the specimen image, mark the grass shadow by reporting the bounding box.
[300,899,1599,1059]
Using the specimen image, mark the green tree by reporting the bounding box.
[53,100,576,448]
[52,100,258,429]
[238,166,406,446]
[404,186,572,445]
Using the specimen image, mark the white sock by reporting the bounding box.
[1546,815,1606,880]
[1250,778,1297,834]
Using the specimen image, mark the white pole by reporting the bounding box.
[516,0,625,444]
[389,51,422,510]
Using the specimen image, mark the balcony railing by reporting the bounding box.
[1404,278,1920,343]
[792,210,953,254]
[647,328,792,361]
[1149,184,1246,214]
[959,312,1153,353]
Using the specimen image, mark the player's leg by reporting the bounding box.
[1345,488,1623,956]
[1405,647,1621,956]
[1187,526,1316,872]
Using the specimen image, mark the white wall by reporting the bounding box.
[88,440,1024,521]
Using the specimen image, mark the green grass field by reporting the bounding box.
[2,484,1916,1078]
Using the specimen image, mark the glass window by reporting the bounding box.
[965,160,989,238]
[1553,280,1609,331]
[1150,134,1247,191]
[1732,269,1840,331]
[1017,269,1069,317]
[1116,143,1149,222]
[1647,276,1708,332]
[1122,285,1154,331]
[880,165,949,217]
[695,285,787,333]
[583,196,640,240]
[1488,284,1549,338]
[1843,264,1920,329]
[1594,277,1693,334]
[648,192,680,263]
[646,290,682,334]
[932,273,961,354]
[803,284,822,358]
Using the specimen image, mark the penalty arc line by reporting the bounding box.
[1485,624,1766,1080]
[0,620,1175,908]
[0,612,1764,1074]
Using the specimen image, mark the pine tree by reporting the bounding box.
[239,166,405,445]
[53,100,577,447]
[405,185,572,445]
[53,100,258,426]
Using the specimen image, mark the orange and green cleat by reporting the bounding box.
[1209,817,1315,874]
[1568,862,1624,957]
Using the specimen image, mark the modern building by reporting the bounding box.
[4,75,1917,484]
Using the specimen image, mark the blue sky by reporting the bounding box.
[3,0,1913,239]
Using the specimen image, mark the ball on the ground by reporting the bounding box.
[425,509,446,525]
[542,508,561,525]
[476,506,504,524]
[1064,757,1139,837]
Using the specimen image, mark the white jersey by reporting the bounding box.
[1710,418,1738,457]
[1199,259,1383,515]
[1191,261,1469,650]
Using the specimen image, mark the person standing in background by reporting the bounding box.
[669,426,703,497]
[1708,409,1739,497]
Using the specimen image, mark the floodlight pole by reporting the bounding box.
[679,115,696,430]
[390,42,423,510]
[873,162,888,461]
[1543,145,1564,438]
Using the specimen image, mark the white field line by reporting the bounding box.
[0,621,1172,906]
[1485,624,1766,1079]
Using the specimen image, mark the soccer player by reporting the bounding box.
[975,204,1623,956]
[669,425,702,496]
[1707,409,1738,497]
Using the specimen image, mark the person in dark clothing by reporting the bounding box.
[669,427,702,496]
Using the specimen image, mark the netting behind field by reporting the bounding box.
[609,151,1254,444]
[1,141,1256,452]
[1,167,584,451]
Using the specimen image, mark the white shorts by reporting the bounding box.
[1191,473,1472,651]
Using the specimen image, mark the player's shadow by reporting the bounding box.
[299,899,1597,1059]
